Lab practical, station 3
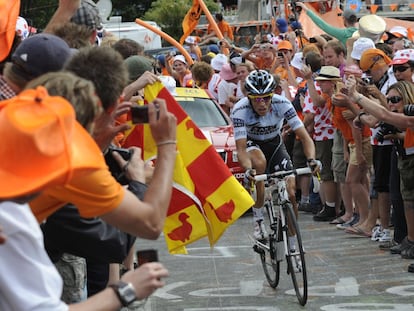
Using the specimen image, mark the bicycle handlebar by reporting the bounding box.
[254,167,312,182]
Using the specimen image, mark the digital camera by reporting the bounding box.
[104,146,133,185]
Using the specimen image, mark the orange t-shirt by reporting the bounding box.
[331,105,370,144]
[30,168,125,223]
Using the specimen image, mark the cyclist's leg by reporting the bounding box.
[246,141,267,239]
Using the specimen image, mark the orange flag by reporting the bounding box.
[370,4,379,14]
[180,0,202,45]
[389,3,398,11]
[122,82,254,254]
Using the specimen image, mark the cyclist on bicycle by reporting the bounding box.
[231,70,318,240]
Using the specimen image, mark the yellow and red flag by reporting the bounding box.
[122,82,254,254]
[180,0,202,45]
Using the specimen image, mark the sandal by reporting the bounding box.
[345,226,371,238]
[330,216,347,225]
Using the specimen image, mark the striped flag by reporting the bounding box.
[122,82,254,254]
[179,0,202,45]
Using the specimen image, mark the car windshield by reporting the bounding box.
[175,97,229,127]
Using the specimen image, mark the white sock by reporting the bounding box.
[253,207,264,222]
[289,236,296,251]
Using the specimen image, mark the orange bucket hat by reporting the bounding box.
[359,48,391,72]
[0,87,105,199]
[0,0,20,62]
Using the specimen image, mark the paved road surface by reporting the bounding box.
[133,211,414,311]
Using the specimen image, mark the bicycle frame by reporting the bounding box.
[253,167,313,306]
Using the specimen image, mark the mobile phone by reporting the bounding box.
[169,50,176,57]
[278,52,284,57]
[136,249,158,266]
[131,105,149,124]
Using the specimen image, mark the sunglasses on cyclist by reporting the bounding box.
[393,66,410,73]
[248,94,273,102]
[386,96,402,104]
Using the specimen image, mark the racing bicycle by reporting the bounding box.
[252,167,319,306]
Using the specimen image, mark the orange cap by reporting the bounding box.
[0,87,105,199]
[0,0,20,61]
[277,40,293,51]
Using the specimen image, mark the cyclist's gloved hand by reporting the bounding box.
[243,168,256,191]
[307,159,322,175]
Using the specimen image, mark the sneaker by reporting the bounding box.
[401,241,414,259]
[371,225,383,241]
[378,229,392,242]
[390,237,411,254]
[313,204,336,222]
[379,239,398,250]
[253,219,268,240]
[298,202,312,213]
[289,249,302,273]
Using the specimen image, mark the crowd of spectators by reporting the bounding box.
[1,1,414,310]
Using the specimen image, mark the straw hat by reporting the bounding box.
[314,66,342,81]
[0,87,104,198]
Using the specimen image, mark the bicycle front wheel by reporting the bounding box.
[284,203,308,306]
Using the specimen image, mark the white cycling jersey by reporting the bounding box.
[231,95,304,142]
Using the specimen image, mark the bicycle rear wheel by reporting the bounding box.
[284,203,308,305]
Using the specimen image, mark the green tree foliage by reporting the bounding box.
[143,0,218,41]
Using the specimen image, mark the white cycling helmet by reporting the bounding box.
[244,70,276,95]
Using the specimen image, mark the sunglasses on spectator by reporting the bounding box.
[386,96,402,104]
[393,66,410,73]
[248,94,273,102]
[364,57,381,75]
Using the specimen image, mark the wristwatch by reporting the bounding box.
[109,281,138,306]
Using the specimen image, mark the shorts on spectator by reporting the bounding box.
[398,155,414,202]
[349,137,372,167]
[315,139,334,181]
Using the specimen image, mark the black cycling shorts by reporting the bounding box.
[246,135,293,174]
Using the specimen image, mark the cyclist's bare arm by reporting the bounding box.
[293,127,315,161]
[235,138,253,171]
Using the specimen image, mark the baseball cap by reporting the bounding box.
[11,34,72,80]
[390,49,414,65]
[208,44,220,54]
[290,21,302,31]
[342,8,357,20]
[277,40,293,51]
[173,54,187,65]
[0,0,19,62]
[387,26,408,39]
[276,18,288,33]
[0,87,104,199]
[220,64,237,80]
[351,37,375,60]
[71,0,102,30]
[124,55,153,82]
[211,53,228,71]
